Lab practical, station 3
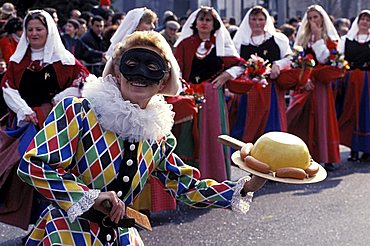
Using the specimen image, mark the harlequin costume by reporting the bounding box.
[229,7,292,144]
[286,5,341,164]
[172,7,243,182]
[104,7,177,213]
[18,75,253,245]
[336,10,370,160]
[0,10,89,229]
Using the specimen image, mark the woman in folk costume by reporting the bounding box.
[173,6,244,181]
[105,7,157,60]
[18,31,266,245]
[0,10,89,230]
[105,7,177,213]
[286,5,341,171]
[229,6,291,144]
[0,17,23,64]
[336,10,370,162]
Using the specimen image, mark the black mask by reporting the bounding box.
[119,48,167,85]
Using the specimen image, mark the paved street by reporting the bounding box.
[1,146,370,245]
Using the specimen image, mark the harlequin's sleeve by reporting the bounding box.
[152,134,253,214]
[17,97,100,222]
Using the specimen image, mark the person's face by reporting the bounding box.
[15,30,23,37]
[26,19,48,49]
[78,23,87,36]
[65,23,78,37]
[307,10,323,28]
[165,26,178,38]
[249,13,266,35]
[358,14,370,33]
[117,46,167,109]
[195,12,214,36]
[91,20,104,36]
[136,21,155,31]
[52,12,59,24]
[71,10,81,19]
[0,61,6,73]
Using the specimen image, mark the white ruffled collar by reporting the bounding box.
[81,74,175,142]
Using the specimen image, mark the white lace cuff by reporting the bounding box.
[231,176,254,214]
[67,189,100,223]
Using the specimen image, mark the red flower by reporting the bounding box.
[306,54,314,60]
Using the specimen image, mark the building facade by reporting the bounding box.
[112,0,370,26]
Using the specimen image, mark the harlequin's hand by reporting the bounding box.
[211,71,232,89]
[93,191,126,224]
[25,112,38,125]
[243,175,267,193]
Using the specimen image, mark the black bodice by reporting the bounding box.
[188,47,223,84]
[344,38,370,70]
[240,36,281,62]
[18,63,61,107]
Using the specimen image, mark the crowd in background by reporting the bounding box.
[0,1,369,244]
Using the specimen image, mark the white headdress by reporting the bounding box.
[174,7,239,57]
[106,7,146,59]
[233,6,276,52]
[10,10,75,65]
[294,4,339,46]
[346,9,370,41]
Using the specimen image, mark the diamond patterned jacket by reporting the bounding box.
[18,96,249,245]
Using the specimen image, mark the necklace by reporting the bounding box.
[195,40,213,60]
[250,32,266,46]
[356,32,370,44]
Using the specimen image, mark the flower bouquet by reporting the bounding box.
[166,79,202,124]
[277,46,315,90]
[227,54,271,94]
[311,42,349,84]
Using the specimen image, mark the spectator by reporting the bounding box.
[61,19,105,65]
[81,15,107,52]
[228,17,239,38]
[0,2,16,31]
[80,15,107,75]
[334,18,351,36]
[91,0,114,21]
[160,20,180,52]
[77,18,87,37]
[288,17,300,29]
[112,12,125,26]
[178,16,188,32]
[155,10,176,32]
[0,17,23,64]
[43,7,58,25]
[70,9,81,20]
[80,11,93,28]
[280,23,296,48]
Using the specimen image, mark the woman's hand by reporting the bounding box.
[270,64,280,79]
[93,191,126,224]
[243,175,267,193]
[310,21,322,42]
[211,71,232,89]
[25,112,38,125]
[301,79,315,91]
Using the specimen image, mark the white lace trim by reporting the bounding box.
[81,74,175,142]
[67,189,100,223]
[231,176,254,214]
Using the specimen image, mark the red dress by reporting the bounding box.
[0,35,18,64]
[287,40,341,164]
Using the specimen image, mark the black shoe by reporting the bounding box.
[360,153,370,162]
[347,151,359,162]
[324,163,335,171]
